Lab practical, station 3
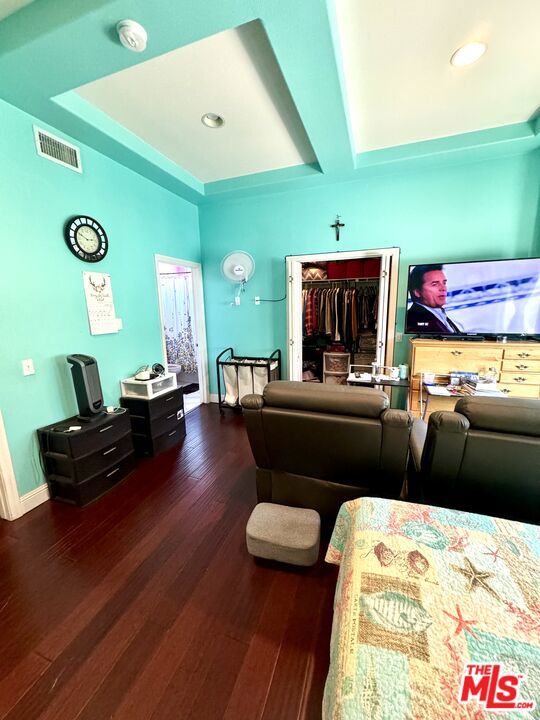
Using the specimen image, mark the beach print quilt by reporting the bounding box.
[324,497,540,720]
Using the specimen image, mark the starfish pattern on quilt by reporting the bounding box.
[442,604,478,637]
[482,546,501,563]
[450,557,501,601]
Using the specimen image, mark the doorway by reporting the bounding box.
[286,248,400,385]
[0,410,23,520]
[154,255,209,414]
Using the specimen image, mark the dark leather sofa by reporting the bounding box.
[241,380,413,521]
[410,396,540,524]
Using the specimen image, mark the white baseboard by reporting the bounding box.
[20,484,50,514]
[209,393,220,404]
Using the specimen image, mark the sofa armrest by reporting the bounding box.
[381,408,413,428]
[421,411,470,502]
[241,394,265,411]
[380,409,413,485]
[241,394,270,468]
[410,418,427,472]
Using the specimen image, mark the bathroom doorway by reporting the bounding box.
[155,255,209,414]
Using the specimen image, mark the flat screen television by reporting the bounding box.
[405,257,540,336]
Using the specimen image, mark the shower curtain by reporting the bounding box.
[160,272,198,373]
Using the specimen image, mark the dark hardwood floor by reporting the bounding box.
[0,405,337,720]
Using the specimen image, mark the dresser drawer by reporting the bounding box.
[152,423,186,455]
[413,346,503,373]
[48,451,136,506]
[44,432,134,483]
[499,371,540,386]
[503,347,540,361]
[499,384,540,398]
[501,359,540,373]
[132,420,186,456]
[148,388,183,419]
[130,407,184,437]
[120,388,183,420]
[41,411,132,458]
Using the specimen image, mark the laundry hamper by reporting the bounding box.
[216,348,281,413]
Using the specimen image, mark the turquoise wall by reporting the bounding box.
[200,150,540,392]
[0,99,200,495]
[2,91,539,498]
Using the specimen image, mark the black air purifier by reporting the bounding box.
[67,354,104,420]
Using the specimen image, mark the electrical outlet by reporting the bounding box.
[255,296,260,305]
[22,358,35,376]
[396,332,403,343]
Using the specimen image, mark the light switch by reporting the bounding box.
[396,332,403,343]
[22,358,35,376]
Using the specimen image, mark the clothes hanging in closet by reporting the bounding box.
[301,285,378,347]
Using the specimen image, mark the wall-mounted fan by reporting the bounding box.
[221,251,255,305]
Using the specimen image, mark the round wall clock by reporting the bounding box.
[64,216,108,262]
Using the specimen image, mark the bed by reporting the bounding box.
[324,497,540,719]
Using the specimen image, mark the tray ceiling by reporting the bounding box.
[0,0,538,202]
[336,0,540,152]
[75,21,315,184]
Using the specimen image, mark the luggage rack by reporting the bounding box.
[216,347,281,414]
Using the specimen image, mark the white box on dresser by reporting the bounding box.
[120,373,177,399]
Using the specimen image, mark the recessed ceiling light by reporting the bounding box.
[450,42,487,67]
[201,113,225,129]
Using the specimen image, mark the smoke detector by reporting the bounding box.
[116,20,147,53]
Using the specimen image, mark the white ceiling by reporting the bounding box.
[75,20,315,183]
[336,0,540,152]
[0,0,32,22]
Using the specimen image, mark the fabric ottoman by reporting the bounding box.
[246,502,320,566]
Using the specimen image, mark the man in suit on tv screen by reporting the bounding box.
[406,264,462,333]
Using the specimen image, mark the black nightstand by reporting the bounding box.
[120,387,185,456]
[37,411,136,506]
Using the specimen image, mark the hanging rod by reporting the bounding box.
[302,276,380,283]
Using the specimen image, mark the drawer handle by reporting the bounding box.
[168,430,177,437]
[514,376,526,383]
[451,350,462,356]
[106,467,120,478]
[515,364,528,370]
[165,396,174,402]
[166,413,175,420]
[517,352,531,358]
[99,425,114,433]
[103,446,117,456]
[501,388,511,394]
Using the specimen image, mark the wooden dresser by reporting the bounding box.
[408,339,540,417]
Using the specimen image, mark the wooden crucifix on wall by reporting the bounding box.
[331,214,345,242]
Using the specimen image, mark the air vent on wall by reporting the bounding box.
[33,126,82,173]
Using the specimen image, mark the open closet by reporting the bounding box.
[301,258,380,383]
[286,249,400,384]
